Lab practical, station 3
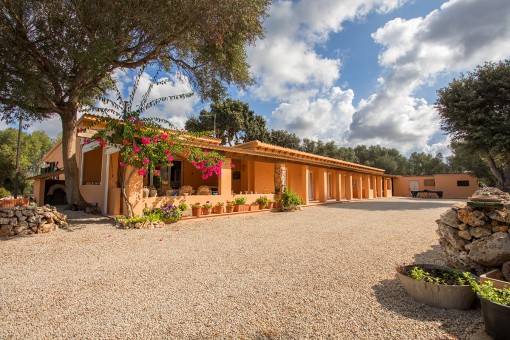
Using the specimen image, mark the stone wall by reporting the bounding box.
[0,205,68,237]
[437,188,510,280]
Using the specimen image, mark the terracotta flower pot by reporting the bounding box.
[192,207,202,217]
[202,207,212,215]
[214,206,224,214]
[265,202,273,209]
[250,205,259,211]
[225,206,234,213]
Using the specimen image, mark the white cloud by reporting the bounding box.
[348,0,510,153]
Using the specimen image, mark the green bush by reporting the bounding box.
[234,197,246,205]
[0,187,11,198]
[178,203,188,211]
[255,196,269,206]
[282,188,303,208]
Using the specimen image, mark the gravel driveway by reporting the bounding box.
[1,198,484,339]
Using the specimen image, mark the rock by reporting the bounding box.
[500,226,509,232]
[437,222,468,250]
[451,202,468,210]
[439,209,460,228]
[439,239,488,274]
[493,226,503,233]
[0,217,11,225]
[458,209,486,227]
[458,230,472,241]
[13,225,27,234]
[466,232,510,266]
[502,261,510,281]
[0,225,13,236]
[37,223,56,233]
[458,223,469,231]
[487,210,508,222]
[0,208,14,217]
[470,227,493,239]
[134,222,142,229]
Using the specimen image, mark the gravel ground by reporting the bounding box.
[1,197,484,339]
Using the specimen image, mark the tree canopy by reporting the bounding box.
[436,60,510,189]
[0,0,270,208]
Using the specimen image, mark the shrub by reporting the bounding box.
[178,203,188,211]
[161,205,182,222]
[0,187,11,199]
[191,202,201,209]
[282,188,303,209]
[215,202,225,207]
[226,200,236,206]
[255,196,269,206]
[234,197,246,205]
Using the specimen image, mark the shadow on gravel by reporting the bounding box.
[321,199,458,211]
[63,212,115,232]
[372,278,483,338]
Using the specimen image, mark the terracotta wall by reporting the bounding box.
[393,173,478,198]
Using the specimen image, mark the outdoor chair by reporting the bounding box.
[196,185,211,195]
[178,185,193,196]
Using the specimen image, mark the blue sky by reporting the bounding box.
[13,0,510,157]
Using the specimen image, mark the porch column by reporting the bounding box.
[345,172,353,200]
[302,165,310,205]
[274,162,287,194]
[219,158,232,195]
[318,168,327,203]
[335,171,342,202]
[372,176,377,199]
[377,176,383,198]
[356,175,363,199]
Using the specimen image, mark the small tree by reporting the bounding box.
[84,69,229,217]
[436,60,510,190]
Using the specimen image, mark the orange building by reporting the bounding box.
[32,114,395,216]
[393,173,479,199]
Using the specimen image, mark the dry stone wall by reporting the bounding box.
[437,188,510,279]
[0,205,68,237]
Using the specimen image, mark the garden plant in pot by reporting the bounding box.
[233,197,247,212]
[255,196,269,210]
[396,264,476,310]
[214,202,224,214]
[202,201,213,215]
[191,202,202,217]
[466,276,510,340]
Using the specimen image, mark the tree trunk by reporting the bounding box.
[60,106,88,210]
[484,149,505,188]
[120,168,135,217]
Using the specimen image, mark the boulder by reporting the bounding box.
[458,230,472,241]
[470,227,492,239]
[437,222,468,250]
[487,210,508,223]
[439,209,460,229]
[466,232,510,266]
[502,261,510,281]
[458,209,486,227]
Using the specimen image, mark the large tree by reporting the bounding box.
[185,99,268,145]
[0,0,270,208]
[436,60,510,190]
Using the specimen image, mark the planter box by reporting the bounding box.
[479,295,510,340]
[397,264,476,310]
[0,198,29,208]
[481,269,510,290]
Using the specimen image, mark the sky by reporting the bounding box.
[7,0,510,157]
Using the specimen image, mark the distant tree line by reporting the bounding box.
[185,99,494,184]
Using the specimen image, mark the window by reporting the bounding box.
[424,179,435,187]
[144,161,183,189]
[457,180,470,187]
[82,147,102,185]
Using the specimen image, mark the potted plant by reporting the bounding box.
[266,199,275,209]
[202,201,213,215]
[255,196,269,209]
[214,202,224,214]
[250,202,260,211]
[191,202,202,217]
[225,201,235,213]
[396,264,476,310]
[281,188,303,212]
[466,276,510,339]
[273,198,282,210]
[160,204,182,223]
[234,197,247,212]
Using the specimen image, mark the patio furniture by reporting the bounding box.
[179,185,193,196]
[196,185,211,195]
[410,189,443,198]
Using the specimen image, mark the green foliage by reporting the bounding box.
[255,196,269,206]
[465,274,510,306]
[281,188,303,208]
[178,203,188,211]
[436,60,510,189]
[185,99,268,145]
[447,140,496,186]
[202,201,213,209]
[191,202,201,209]
[268,130,301,149]
[234,197,247,205]
[143,204,182,222]
[215,202,225,207]
[0,128,55,194]
[408,266,468,286]
[0,187,11,198]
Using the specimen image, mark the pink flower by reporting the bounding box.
[154,170,161,176]
[119,162,127,167]
[230,163,235,168]
[153,135,159,143]
[164,149,171,155]
[169,141,174,146]
[137,169,147,176]
[141,137,151,145]
[129,116,135,122]
[167,155,173,162]
[133,146,141,153]
[160,133,169,140]
[77,127,85,133]
[202,174,209,180]
[182,152,188,157]
[142,158,150,165]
